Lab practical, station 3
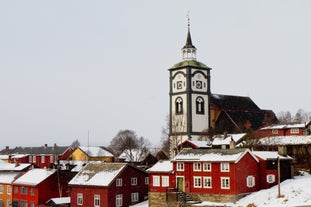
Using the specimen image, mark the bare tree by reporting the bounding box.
[277,111,292,124]
[108,129,150,161]
[295,109,311,123]
[70,139,80,149]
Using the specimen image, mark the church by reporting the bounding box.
[168,21,277,156]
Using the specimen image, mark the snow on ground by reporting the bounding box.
[132,172,311,207]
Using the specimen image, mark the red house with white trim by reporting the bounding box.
[12,168,70,207]
[69,163,148,207]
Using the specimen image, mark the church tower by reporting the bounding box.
[168,17,211,157]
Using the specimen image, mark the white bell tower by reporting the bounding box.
[168,15,211,158]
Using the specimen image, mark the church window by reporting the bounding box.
[196,97,204,114]
[175,97,183,114]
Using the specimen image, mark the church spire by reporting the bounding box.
[182,11,197,60]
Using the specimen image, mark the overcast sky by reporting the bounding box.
[0,1,310,148]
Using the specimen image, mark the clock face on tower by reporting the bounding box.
[177,81,183,89]
[195,80,202,89]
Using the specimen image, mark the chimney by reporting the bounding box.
[5,146,9,150]
[229,137,236,149]
[54,143,57,147]
[44,144,48,148]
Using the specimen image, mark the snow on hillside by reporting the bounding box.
[132,172,311,207]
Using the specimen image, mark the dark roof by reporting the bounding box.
[183,28,196,49]
[5,146,72,155]
[177,148,248,156]
[210,94,261,112]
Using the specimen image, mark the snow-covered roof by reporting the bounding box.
[11,154,28,159]
[0,155,9,160]
[260,123,305,130]
[185,140,211,148]
[0,172,21,184]
[258,136,311,145]
[69,163,127,187]
[252,151,292,160]
[46,197,70,205]
[212,133,245,146]
[0,163,31,171]
[173,148,258,163]
[147,160,172,173]
[79,146,114,157]
[13,168,56,186]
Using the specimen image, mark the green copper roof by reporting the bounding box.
[170,60,210,69]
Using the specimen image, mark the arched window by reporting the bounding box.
[175,97,183,114]
[196,97,205,114]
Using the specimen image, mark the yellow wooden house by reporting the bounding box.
[69,146,114,162]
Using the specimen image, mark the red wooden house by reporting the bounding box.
[253,151,292,189]
[68,162,148,207]
[255,122,310,139]
[7,144,73,169]
[12,168,69,207]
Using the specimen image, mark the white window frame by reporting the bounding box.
[7,200,11,207]
[20,186,28,195]
[272,129,278,134]
[116,178,122,187]
[152,176,160,187]
[177,162,184,171]
[203,163,211,172]
[290,128,299,134]
[33,155,36,163]
[7,185,11,195]
[131,177,137,185]
[246,175,255,187]
[77,193,83,205]
[131,192,139,202]
[30,188,35,196]
[116,194,123,207]
[220,163,230,172]
[94,194,100,207]
[0,185,3,194]
[203,176,212,188]
[193,163,201,171]
[267,174,275,183]
[162,176,169,187]
[221,177,230,189]
[28,156,32,163]
[193,176,202,188]
[41,155,45,163]
[30,201,35,207]
[50,155,54,163]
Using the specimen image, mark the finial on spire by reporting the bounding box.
[187,10,190,29]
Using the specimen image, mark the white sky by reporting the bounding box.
[0,1,310,148]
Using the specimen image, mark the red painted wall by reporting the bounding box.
[148,172,175,193]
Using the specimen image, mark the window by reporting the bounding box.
[290,128,299,134]
[193,163,201,171]
[131,192,139,202]
[116,194,123,207]
[267,174,275,183]
[20,200,28,207]
[30,188,35,196]
[177,162,184,171]
[94,194,100,207]
[152,176,160,187]
[41,156,45,163]
[220,163,229,172]
[50,155,54,163]
[116,178,122,187]
[77,193,83,205]
[203,177,212,188]
[29,156,32,163]
[272,129,278,134]
[247,176,255,187]
[203,163,211,172]
[131,177,137,185]
[0,185,3,194]
[162,176,169,187]
[193,177,202,188]
[196,96,205,114]
[145,177,149,185]
[33,155,36,163]
[175,97,183,114]
[7,200,11,207]
[14,186,18,194]
[30,201,35,207]
[20,186,28,195]
[0,200,3,207]
[221,177,230,189]
[7,186,11,195]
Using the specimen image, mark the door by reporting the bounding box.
[176,176,184,192]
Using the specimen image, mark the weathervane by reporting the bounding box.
[187,10,190,29]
